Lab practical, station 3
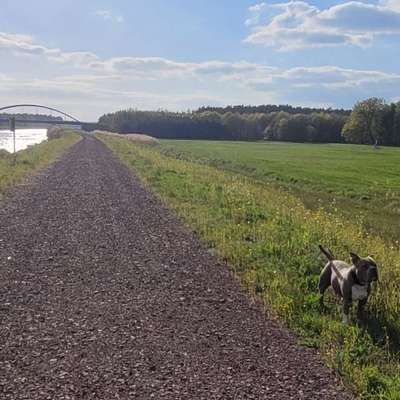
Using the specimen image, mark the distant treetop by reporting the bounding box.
[195,104,351,116]
[0,113,63,121]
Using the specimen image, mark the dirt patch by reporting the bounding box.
[94,130,159,145]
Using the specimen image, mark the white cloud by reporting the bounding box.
[0,29,399,119]
[84,57,278,82]
[381,0,400,12]
[0,32,100,68]
[0,32,49,56]
[193,60,275,76]
[94,10,124,24]
[48,51,99,66]
[245,1,400,50]
[247,66,400,91]
[245,2,268,26]
[0,31,275,81]
[104,57,193,76]
[0,73,229,120]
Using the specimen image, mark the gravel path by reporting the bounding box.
[0,136,351,399]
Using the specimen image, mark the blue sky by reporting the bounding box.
[0,0,399,119]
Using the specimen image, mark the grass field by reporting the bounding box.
[160,140,400,241]
[99,134,400,399]
[0,130,81,196]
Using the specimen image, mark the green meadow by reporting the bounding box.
[160,140,400,241]
[0,130,81,196]
[99,134,400,399]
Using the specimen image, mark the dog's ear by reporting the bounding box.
[367,255,377,266]
[350,252,360,265]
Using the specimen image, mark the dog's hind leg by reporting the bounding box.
[318,263,332,311]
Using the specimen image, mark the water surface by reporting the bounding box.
[0,129,48,153]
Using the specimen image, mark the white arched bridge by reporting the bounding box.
[0,104,96,130]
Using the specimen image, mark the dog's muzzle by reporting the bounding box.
[369,267,379,282]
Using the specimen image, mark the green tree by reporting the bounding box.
[221,112,245,139]
[342,98,386,145]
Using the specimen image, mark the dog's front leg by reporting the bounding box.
[357,298,368,327]
[342,300,352,324]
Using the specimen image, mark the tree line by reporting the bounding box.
[98,98,400,145]
[196,104,350,116]
[98,108,347,142]
[0,113,62,121]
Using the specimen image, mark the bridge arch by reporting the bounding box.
[0,104,81,123]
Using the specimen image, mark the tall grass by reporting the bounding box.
[0,130,81,195]
[99,134,400,399]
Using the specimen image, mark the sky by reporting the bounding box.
[0,0,399,120]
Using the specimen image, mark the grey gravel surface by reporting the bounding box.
[0,136,351,399]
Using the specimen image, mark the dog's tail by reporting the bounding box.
[319,245,344,281]
[319,245,334,261]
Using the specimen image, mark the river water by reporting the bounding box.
[0,129,48,153]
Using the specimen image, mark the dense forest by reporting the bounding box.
[98,98,400,145]
[98,107,347,142]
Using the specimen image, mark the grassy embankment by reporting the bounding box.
[98,134,400,399]
[0,129,81,196]
[160,140,400,242]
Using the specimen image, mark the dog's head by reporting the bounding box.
[350,252,379,284]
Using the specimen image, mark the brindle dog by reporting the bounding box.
[318,245,378,324]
